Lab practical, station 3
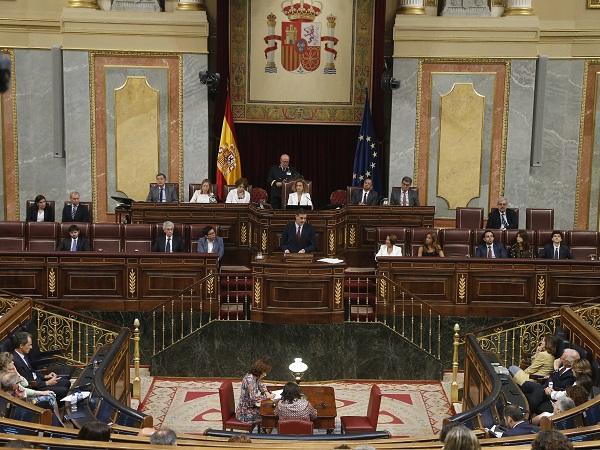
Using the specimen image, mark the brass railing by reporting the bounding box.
[151,271,221,355]
[380,275,442,360]
[472,296,600,369]
[0,293,120,366]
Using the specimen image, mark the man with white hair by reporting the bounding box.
[487,197,518,229]
[522,348,579,414]
[151,221,184,253]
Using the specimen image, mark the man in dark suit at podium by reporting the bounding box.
[281,210,316,254]
[267,154,301,209]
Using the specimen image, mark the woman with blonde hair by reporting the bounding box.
[190,179,215,203]
[442,424,480,450]
[286,179,313,209]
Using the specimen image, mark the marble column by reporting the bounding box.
[67,0,99,8]
[176,0,204,11]
[397,0,425,15]
[504,0,534,15]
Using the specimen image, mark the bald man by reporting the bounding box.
[266,154,301,209]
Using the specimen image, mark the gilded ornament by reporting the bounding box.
[328,230,335,253]
[379,277,387,301]
[254,278,261,307]
[334,279,342,307]
[206,272,215,295]
[349,224,356,246]
[48,268,56,296]
[261,229,268,252]
[128,269,136,296]
[589,0,600,8]
[536,275,545,305]
[240,222,248,244]
[457,274,467,303]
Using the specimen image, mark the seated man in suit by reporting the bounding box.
[540,231,572,259]
[351,178,379,206]
[521,348,579,415]
[500,405,539,437]
[475,230,508,258]
[146,173,178,203]
[390,176,419,206]
[57,224,91,251]
[152,221,184,253]
[487,197,518,230]
[11,332,71,399]
[197,226,224,260]
[61,191,90,223]
[281,209,316,254]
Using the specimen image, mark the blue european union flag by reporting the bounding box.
[352,95,382,194]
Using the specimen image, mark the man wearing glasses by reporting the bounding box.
[390,176,419,206]
[487,197,519,230]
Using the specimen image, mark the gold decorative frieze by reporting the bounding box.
[334,279,342,307]
[536,274,546,305]
[176,0,205,10]
[128,268,136,297]
[48,268,57,297]
[68,0,99,8]
[589,0,600,8]
[457,273,467,304]
[254,278,262,307]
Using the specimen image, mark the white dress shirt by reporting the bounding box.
[207,240,214,253]
[375,244,403,259]
[37,210,45,222]
[225,189,250,204]
[189,191,211,203]
[287,192,313,208]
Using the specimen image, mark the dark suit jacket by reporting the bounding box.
[11,350,47,388]
[390,189,419,206]
[26,205,54,222]
[503,421,540,437]
[197,236,224,259]
[61,204,90,223]
[487,208,518,229]
[540,243,572,259]
[281,222,316,253]
[152,235,184,253]
[475,243,508,258]
[146,185,178,202]
[350,189,379,206]
[57,238,91,251]
[266,165,301,207]
[544,367,576,391]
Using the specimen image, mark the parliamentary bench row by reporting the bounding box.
[377,227,600,259]
[0,221,219,253]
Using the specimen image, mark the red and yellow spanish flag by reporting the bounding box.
[216,93,242,201]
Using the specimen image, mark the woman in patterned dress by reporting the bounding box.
[236,359,273,423]
[275,382,317,422]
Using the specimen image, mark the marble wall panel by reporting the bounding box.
[183,54,209,194]
[14,49,66,220]
[63,51,92,205]
[504,59,536,227]
[105,67,169,205]
[529,60,584,230]
[389,58,419,190]
[428,73,496,218]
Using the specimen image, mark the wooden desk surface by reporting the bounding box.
[260,385,337,431]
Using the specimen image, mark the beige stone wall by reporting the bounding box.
[0,0,208,53]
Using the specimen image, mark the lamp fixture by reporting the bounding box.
[289,358,308,384]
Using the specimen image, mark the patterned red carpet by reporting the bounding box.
[139,377,453,437]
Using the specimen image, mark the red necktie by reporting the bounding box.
[487,246,492,258]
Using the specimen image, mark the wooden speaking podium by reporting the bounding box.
[251,254,346,324]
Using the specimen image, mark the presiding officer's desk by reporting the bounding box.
[251,255,346,324]
[122,203,435,265]
[260,385,337,432]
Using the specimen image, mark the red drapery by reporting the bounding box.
[215,0,386,206]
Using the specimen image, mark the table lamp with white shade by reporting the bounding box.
[289,358,308,383]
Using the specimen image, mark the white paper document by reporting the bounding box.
[318,258,344,264]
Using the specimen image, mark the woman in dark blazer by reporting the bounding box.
[26,194,54,222]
